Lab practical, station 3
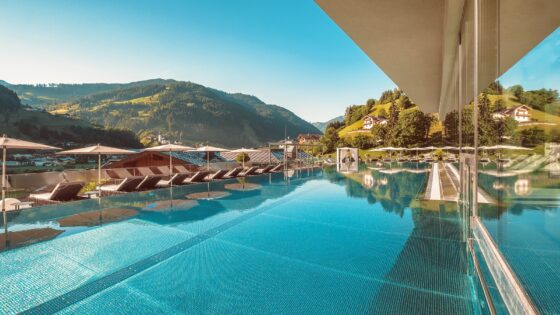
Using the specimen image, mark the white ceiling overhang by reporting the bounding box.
[315,0,560,115]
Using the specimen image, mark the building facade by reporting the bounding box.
[492,105,531,122]
[362,115,387,130]
[317,1,559,314]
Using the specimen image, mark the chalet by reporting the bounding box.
[363,115,387,130]
[297,133,322,144]
[492,105,530,122]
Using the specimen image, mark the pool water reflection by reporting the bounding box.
[479,170,560,314]
[0,166,477,314]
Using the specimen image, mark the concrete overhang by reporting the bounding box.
[315,0,560,115]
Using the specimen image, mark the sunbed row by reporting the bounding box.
[25,164,283,205]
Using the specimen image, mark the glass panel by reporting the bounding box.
[475,0,560,309]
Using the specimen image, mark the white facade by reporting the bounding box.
[363,116,387,130]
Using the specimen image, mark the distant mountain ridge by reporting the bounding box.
[312,116,343,133]
[1,79,320,147]
[1,79,176,107]
[0,85,142,147]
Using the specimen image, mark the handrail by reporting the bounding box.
[468,239,497,315]
[472,217,539,315]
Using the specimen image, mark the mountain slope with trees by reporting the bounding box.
[1,79,176,108]
[442,81,559,148]
[34,80,319,147]
[320,82,559,154]
[0,85,142,148]
[320,89,439,152]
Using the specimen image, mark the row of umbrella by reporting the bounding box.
[0,134,261,210]
[369,145,531,152]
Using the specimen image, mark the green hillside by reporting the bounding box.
[0,85,142,148]
[1,79,176,108]
[339,103,389,137]
[43,80,319,147]
[487,92,560,129]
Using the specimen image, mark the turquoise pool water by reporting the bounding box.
[0,167,477,314]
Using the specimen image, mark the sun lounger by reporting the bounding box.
[2,198,33,211]
[149,167,163,175]
[239,166,258,177]
[136,167,155,176]
[156,173,191,187]
[205,169,229,181]
[255,165,274,175]
[223,167,243,179]
[182,171,210,184]
[270,164,284,172]
[104,169,122,179]
[157,166,171,176]
[136,175,162,190]
[114,168,133,178]
[99,177,144,194]
[174,165,190,174]
[29,181,85,203]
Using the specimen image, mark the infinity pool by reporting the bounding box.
[0,167,477,314]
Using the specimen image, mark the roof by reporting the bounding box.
[165,151,231,166]
[502,105,530,115]
[297,133,322,140]
[364,115,387,122]
[315,0,560,117]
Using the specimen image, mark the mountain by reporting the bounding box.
[0,79,176,108]
[312,116,343,133]
[0,85,142,148]
[24,80,321,147]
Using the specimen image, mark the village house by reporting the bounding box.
[492,105,531,122]
[296,133,322,144]
[363,115,387,130]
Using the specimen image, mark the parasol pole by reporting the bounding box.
[2,145,6,212]
[169,148,173,188]
[98,153,102,197]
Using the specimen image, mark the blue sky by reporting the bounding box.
[499,27,560,91]
[0,1,558,122]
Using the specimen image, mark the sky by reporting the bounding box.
[499,27,560,91]
[0,1,558,122]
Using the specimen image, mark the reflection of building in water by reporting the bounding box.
[379,177,388,186]
[514,179,531,196]
[363,174,374,189]
[493,181,506,191]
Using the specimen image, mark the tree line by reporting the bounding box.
[321,82,560,153]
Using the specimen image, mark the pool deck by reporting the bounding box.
[423,163,495,204]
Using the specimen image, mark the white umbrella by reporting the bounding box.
[483,144,532,151]
[442,146,459,150]
[0,135,60,211]
[229,148,260,168]
[57,144,135,196]
[191,146,229,171]
[144,144,194,187]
